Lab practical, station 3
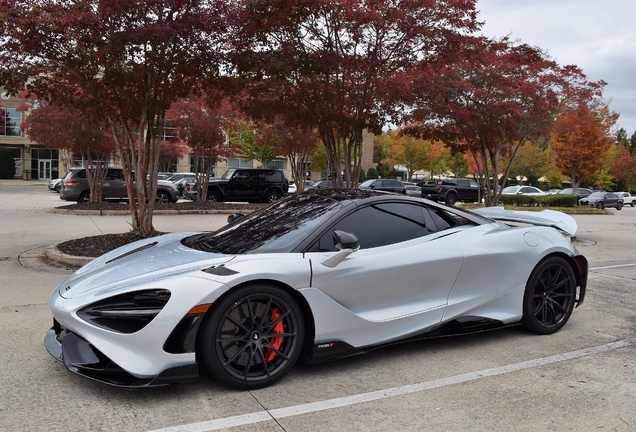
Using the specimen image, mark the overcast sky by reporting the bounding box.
[476,0,636,136]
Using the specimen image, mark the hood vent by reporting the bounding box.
[105,241,158,264]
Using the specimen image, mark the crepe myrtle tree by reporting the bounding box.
[166,95,237,201]
[231,0,480,189]
[19,98,116,202]
[403,35,602,206]
[0,0,232,235]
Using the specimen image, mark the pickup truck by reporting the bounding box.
[617,192,636,207]
[417,178,480,205]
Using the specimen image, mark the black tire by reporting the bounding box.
[521,256,576,335]
[55,183,61,192]
[156,191,170,204]
[78,191,91,203]
[631,201,635,207]
[445,193,457,206]
[616,202,623,210]
[206,189,220,202]
[264,190,282,203]
[596,201,604,209]
[199,284,305,390]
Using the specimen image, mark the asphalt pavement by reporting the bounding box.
[0,180,635,432]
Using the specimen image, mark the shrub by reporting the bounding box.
[358,168,367,182]
[0,149,16,179]
[498,194,578,207]
[367,167,378,179]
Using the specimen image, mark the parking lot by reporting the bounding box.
[0,183,635,432]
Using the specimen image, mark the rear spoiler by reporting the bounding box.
[473,207,577,236]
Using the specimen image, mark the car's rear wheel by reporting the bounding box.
[206,190,220,202]
[596,201,604,209]
[155,191,170,204]
[521,256,576,335]
[445,194,457,206]
[78,191,91,203]
[199,284,305,390]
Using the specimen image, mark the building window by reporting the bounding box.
[227,158,253,169]
[266,160,286,170]
[1,108,22,137]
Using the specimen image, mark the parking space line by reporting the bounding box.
[149,338,634,432]
[590,263,636,270]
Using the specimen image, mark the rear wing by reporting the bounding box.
[473,207,577,236]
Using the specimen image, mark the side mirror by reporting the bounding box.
[227,213,244,223]
[321,230,360,268]
[333,230,359,250]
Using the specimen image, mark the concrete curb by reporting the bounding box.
[45,245,94,267]
[48,208,254,216]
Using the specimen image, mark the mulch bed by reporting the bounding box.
[55,201,267,257]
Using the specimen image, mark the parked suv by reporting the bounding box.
[60,167,179,203]
[188,168,289,203]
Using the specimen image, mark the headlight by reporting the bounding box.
[77,289,171,333]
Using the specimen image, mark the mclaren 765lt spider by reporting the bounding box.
[46,190,587,390]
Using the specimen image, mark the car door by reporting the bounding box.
[104,168,127,200]
[305,202,464,347]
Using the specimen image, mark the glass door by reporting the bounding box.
[39,160,51,180]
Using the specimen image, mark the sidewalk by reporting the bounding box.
[0,178,49,186]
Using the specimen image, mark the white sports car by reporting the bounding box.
[46,190,587,389]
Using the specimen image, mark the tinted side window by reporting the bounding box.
[426,207,472,231]
[265,171,282,182]
[76,170,87,179]
[316,203,430,251]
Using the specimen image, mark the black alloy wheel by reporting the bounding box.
[199,284,305,390]
[521,256,576,335]
[596,201,604,209]
[264,190,282,203]
[445,194,457,206]
[206,190,220,202]
[156,191,170,204]
[616,202,623,210]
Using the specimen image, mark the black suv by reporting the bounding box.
[195,169,289,203]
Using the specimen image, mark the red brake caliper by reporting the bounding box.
[264,307,284,363]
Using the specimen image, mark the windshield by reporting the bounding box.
[502,186,519,193]
[220,169,236,180]
[588,192,606,198]
[185,193,343,254]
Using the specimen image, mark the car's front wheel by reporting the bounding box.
[521,256,576,335]
[616,202,623,210]
[596,201,604,209]
[264,190,282,203]
[199,284,305,390]
[206,190,220,202]
[631,201,636,207]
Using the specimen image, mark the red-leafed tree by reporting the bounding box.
[20,100,116,201]
[0,0,231,235]
[167,95,237,200]
[233,0,480,188]
[255,118,321,192]
[551,101,619,192]
[611,146,636,192]
[404,35,600,206]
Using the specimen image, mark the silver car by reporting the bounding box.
[46,190,587,390]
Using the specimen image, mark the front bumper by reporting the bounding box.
[45,321,199,387]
